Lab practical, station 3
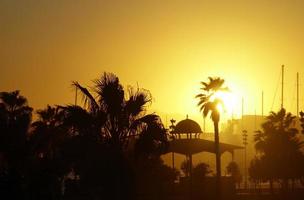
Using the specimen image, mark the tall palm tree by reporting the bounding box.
[196,77,228,198]
[73,72,163,152]
[72,72,166,200]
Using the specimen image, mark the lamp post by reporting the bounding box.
[242,130,248,190]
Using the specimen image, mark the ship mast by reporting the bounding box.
[262,91,264,116]
[297,72,299,116]
[281,65,284,109]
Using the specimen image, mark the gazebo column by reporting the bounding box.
[185,154,193,178]
[231,150,235,161]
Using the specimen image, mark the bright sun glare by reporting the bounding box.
[212,91,238,116]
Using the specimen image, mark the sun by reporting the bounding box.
[213,91,238,116]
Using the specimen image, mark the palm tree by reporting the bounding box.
[73,72,162,152]
[0,90,32,169]
[72,72,167,199]
[196,77,228,198]
[30,105,65,159]
[253,108,304,192]
[28,105,66,199]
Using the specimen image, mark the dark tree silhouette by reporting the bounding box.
[192,162,212,180]
[0,90,32,169]
[28,105,67,200]
[0,73,172,200]
[134,156,178,200]
[196,77,228,198]
[73,72,161,152]
[0,90,33,198]
[30,105,65,159]
[64,72,168,200]
[226,161,242,188]
[251,108,304,192]
[300,111,304,134]
[134,119,168,158]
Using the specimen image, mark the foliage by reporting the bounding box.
[226,161,242,185]
[300,111,304,134]
[73,72,164,151]
[0,90,33,169]
[180,159,191,177]
[30,105,65,159]
[23,72,169,199]
[250,108,304,189]
[192,162,212,180]
[180,160,212,179]
[0,73,177,199]
[134,156,178,199]
[0,91,33,198]
[134,120,168,158]
[196,77,228,123]
[196,76,228,197]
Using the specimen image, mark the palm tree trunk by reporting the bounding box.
[214,121,221,200]
[270,179,273,194]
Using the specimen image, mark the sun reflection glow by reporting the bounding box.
[212,91,238,116]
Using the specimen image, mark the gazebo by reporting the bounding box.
[167,117,243,174]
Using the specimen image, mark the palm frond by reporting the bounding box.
[130,114,159,130]
[125,87,152,117]
[72,81,99,112]
[93,72,124,115]
[0,90,28,111]
[201,102,214,117]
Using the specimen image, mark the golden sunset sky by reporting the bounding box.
[1,0,304,129]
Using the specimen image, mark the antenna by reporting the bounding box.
[242,97,244,129]
[242,97,244,117]
[297,72,299,116]
[281,65,284,109]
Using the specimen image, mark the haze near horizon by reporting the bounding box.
[1,0,304,128]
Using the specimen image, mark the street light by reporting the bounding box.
[242,130,248,190]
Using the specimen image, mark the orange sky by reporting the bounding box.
[1,0,304,130]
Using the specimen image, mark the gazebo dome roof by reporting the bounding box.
[172,118,202,133]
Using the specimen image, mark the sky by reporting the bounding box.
[1,0,304,130]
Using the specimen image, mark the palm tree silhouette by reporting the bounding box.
[73,72,162,152]
[196,77,228,198]
[71,72,166,199]
[0,90,32,168]
[0,90,33,199]
[254,108,304,192]
[30,105,65,159]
